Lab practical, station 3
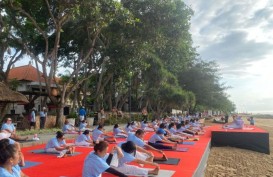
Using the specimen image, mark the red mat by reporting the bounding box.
[21,130,212,177]
[210,125,268,133]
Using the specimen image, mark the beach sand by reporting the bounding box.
[205,117,273,177]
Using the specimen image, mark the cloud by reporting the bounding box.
[184,0,273,113]
[200,31,273,63]
[184,0,273,76]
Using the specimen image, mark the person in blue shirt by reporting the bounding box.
[62,120,78,134]
[128,129,167,161]
[45,131,75,158]
[79,120,92,132]
[113,124,128,138]
[82,141,127,177]
[113,141,159,176]
[1,118,28,141]
[0,139,28,177]
[39,107,47,129]
[29,107,36,130]
[148,129,177,150]
[75,130,93,146]
[79,106,86,121]
[92,124,116,144]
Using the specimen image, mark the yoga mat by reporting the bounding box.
[153,158,180,165]
[21,161,42,169]
[162,147,189,152]
[105,169,175,177]
[181,141,195,145]
[30,149,81,156]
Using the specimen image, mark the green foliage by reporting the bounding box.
[66,112,77,119]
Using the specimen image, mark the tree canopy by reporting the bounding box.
[0,0,235,124]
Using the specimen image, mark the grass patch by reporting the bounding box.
[17,128,61,136]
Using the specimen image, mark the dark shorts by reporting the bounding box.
[30,122,36,126]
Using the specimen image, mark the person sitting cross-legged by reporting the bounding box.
[45,131,76,158]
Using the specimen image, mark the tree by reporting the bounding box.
[178,60,235,113]
[1,0,132,126]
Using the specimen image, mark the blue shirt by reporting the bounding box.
[149,134,163,143]
[0,165,21,177]
[76,134,91,143]
[79,122,87,130]
[45,137,66,150]
[169,127,177,134]
[92,129,103,141]
[40,111,47,117]
[1,123,15,132]
[79,108,86,116]
[82,152,109,177]
[31,110,36,122]
[117,142,135,167]
[62,124,72,132]
[113,128,122,135]
[125,126,133,133]
[127,134,145,148]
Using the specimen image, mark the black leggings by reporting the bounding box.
[148,141,172,150]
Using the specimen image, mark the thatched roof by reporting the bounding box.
[0,82,29,103]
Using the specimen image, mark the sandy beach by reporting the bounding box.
[205,117,273,177]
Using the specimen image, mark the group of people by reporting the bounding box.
[27,107,48,130]
[0,107,205,177]
[44,113,204,176]
[80,115,205,176]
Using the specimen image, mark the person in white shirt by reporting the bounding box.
[1,118,28,141]
[113,141,159,176]
[82,141,127,177]
[75,130,93,146]
[39,107,47,129]
[45,131,75,158]
[113,124,128,138]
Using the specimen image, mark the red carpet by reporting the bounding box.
[210,124,267,133]
[21,129,213,177]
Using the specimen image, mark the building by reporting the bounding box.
[8,63,53,115]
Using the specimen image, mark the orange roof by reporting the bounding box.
[8,64,60,84]
[8,64,45,82]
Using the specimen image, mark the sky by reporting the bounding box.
[183,0,273,114]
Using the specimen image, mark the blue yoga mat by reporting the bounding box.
[182,141,195,145]
[21,161,42,169]
[30,149,81,156]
